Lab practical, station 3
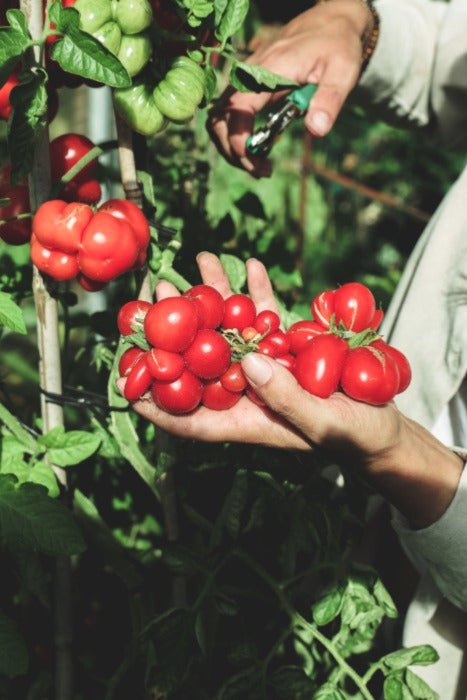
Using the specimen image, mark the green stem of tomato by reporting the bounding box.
[0,401,38,452]
[49,146,103,198]
[0,212,33,225]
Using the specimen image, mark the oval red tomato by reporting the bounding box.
[285,320,324,355]
[123,354,153,401]
[118,346,145,377]
[221,294,256,331]
[182,284,224,329]
[253,309,280,335]
[220,362,248,393]
[151,369,203,414]
[202,379,242,410]
[340,345,400,405]
[333,282,376,332]
[183,329,231,379]
[294,334,349,398]
[144,296,199,352]
[145,347,184,382]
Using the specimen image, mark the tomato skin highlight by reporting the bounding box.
[144,296,199,352]
[340,346,400,405]
[333,282,376,332]
[183,284,225,330]
[117,300,152,335]
[183,329,231,379]
[202,379,242,410]
[151,369,203,414]
[221,294,256,331]
[294,334,349,398]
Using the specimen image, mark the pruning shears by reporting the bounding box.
[246,84,318,158]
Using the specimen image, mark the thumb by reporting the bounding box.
[304,59,360,137]
[241,353,326,444]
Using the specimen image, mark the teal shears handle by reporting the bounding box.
[245,83,318,157]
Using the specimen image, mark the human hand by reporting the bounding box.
[207,1,371,176]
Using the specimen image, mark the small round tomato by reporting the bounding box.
[78,211,139,281]
[183,284,224,329]
[253,309,280,335]
[369,309,384,331]
[33,200,94,253]
[123,354,153,401]
[64,178,102,205]
[310,289,335,329]
[333,282,376,332]
[256,339,278,357]
[285,320,324,355]
[294,334,349,398]
[202,379,242,410]
[49,132,98,185]
[183,329,231,379]
[117,299,152,335]
[221,294,256,331]
[30,234,79,280]
[220,362,248,393]
[118,346,145,376]
[371,339,412,394]
[241,326,259,342]
[151,369,203,414]
[340,345,400,405]
[144,296,199,352]
[145,347,184,382]
[266,331,290,355]
[275,353,295,372]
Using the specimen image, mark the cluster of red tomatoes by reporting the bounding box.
[117,280,411,414]
[31,198,150,291]
[0,132,101,245]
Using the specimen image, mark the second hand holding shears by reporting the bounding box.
[245,83,318,158]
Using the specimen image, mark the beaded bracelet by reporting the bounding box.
[315,0,380,73]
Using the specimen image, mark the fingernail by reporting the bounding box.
[242,353,272,387]
[308,111,331,136]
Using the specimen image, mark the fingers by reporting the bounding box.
[196,251,233,298]
[155,280,180,301]
[245,258,280,315]
[241,353,329,445]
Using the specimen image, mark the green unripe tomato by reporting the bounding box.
[74,0,113,34]
[113,81,168,136]
[112,0,153,35]
[153,56,206,122]
[92,21,122,55]
[117,33,151,77]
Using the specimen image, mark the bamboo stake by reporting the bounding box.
[19,2,73,698]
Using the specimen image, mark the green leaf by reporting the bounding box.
[382,645,439,672]
[0,614,28,678]
[49,7,131,88]
[269,666,315,698]
[383,673,413,700]
[202,64,218,105]
[313,684,347,699]
[229,60,298,93]
[213,0,228,26]
[219,253,246,293]
[183,0,214,19]
[0,474,86,555]
[38,425,101,467]
[405,669,439,699]
[6,9,29,37]
[8,69,48,183]
[312,584,344,626]
[0,291,26,334]
[373,578,398,619]
[216,0,248,44]
[0,27,29,87]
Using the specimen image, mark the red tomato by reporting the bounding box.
[33,200,94,253]
[117,300,152,335]
[311,289,335,329]
[64,178,102,205]
[371,339,412,394]
[118,347,145,377]
[0,182,31,244]
[285,320,324,355]
[145,347,184,382]
[275,353,295,372]
[266,330,290,355]
[294,334,349,398]
[369,309,384,331]
[30,234,79,280]
[50,132,98,185]
[333,282,376,332]
[151,369,203,414]
[183,329,231,379]
[123,354,153,401]
[340,345,400,405]
[221,294,256,331]
[253,309,280,335]
[78,211,139,281]
[183,284,225,329]
[77,274,107,292]
[144,296,199,352]
[202,379,242,410]
[257,339,278,357]
[0,70,19,121]
[98,199,150,265]
[220,362,248,393]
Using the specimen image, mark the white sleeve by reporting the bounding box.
[391,453,467,611]
[356,0,467,149]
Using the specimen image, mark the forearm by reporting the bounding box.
[362,415,464,529]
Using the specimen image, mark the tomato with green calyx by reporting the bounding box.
[117,299,152,335]
[33,200,94,254]
[340,345,400,405]
[30,234,80,281]
[151,369,203,414]
[78,211,139,281]
[153,56,206,122]
[113,79,168,136]
[294,334,349,398]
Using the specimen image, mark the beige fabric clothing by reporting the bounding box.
[355,1,467,696]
